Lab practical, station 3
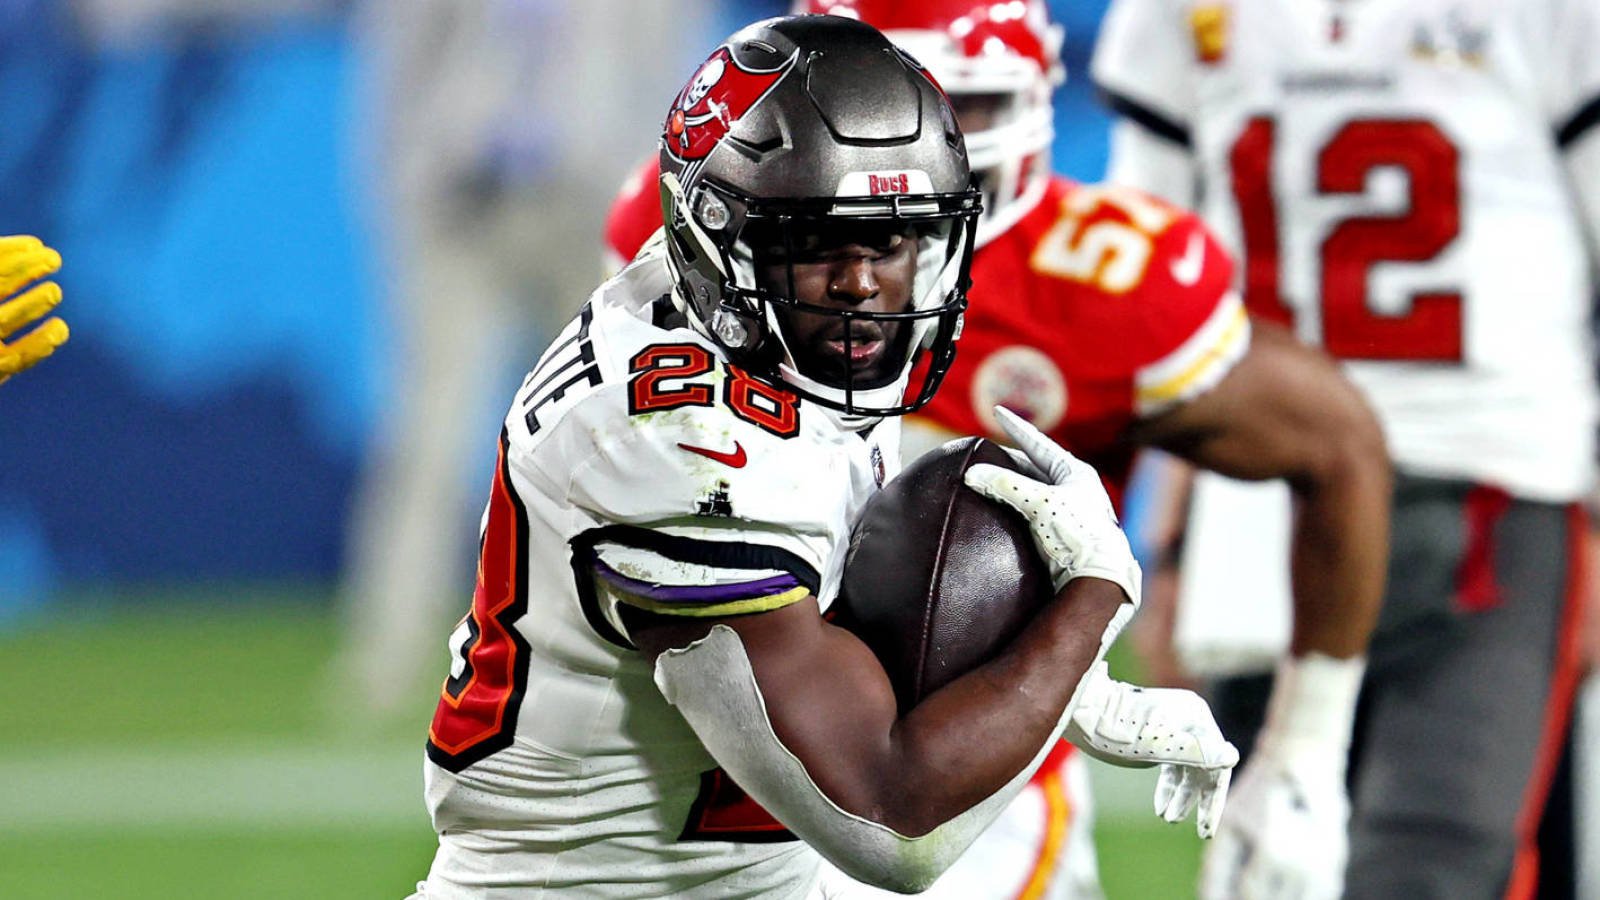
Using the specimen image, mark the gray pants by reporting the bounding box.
[1214,474,1586,899]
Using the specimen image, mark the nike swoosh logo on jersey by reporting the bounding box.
[678,441,748,468]
[1170,232,1205,286]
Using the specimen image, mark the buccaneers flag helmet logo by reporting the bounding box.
[665,46,796,161]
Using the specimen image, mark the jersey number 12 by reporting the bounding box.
[1230,117,1463,361]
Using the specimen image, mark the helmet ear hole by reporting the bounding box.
[711,308,758,350]
[695,190,732,231]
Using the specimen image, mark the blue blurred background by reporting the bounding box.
[0,0,377,610]
[0,5,1216,898]
[0,0,1113,618]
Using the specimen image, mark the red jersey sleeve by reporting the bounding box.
[1132,218,1249,417]
[603,156,665,272]
[912,178,1249,500]
[1023,182,1248,418]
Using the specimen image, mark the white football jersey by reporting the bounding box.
[1093,0,1600,500]
[418,243,900,898]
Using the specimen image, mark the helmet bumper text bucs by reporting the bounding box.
[798,1,1063,246]
[657,15,983,422]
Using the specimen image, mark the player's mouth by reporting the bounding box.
[820,325,889,378]
[825,337,885,368]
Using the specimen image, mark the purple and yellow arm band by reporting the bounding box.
[569,524,825,648]
[594,558,811,617]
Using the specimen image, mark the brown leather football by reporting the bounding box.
[836,436,1055,713]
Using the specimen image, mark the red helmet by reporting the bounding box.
[797,1,1063,244]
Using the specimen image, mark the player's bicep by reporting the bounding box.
[1129,322,1383,484]
[628,596,903,817]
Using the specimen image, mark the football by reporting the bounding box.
[836,436,1055,711]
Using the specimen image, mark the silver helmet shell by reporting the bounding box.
[659,14,982,419]
[796,0,1065,246]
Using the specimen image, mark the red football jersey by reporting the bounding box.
[914,176,1244,507]
[604,161,664,273]
[603,161,1247,508]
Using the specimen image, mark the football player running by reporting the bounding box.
[605,2,1391,898]
[1094,0,1600,897]
[0,235,68,386]
[413,16,1236,899]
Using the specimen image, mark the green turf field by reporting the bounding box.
[0,596,1199,898]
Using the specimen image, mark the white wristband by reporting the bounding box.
[1257,653,1365,774]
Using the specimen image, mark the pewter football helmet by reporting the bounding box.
[659,15,982,418]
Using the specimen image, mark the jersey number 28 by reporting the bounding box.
[628,344,802,438]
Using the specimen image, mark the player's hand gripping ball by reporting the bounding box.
[962,406,1142,604]
[961,408,1236,838]
[837,435,1055,710]
[0,235,68,386]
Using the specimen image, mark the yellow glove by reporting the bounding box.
[0,235,69,386]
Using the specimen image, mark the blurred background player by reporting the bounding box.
[332,0,713,720]
[605,2,1391,897]
[1093,0,1600,895]
[0,236,68,387]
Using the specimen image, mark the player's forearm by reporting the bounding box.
[769,580,1125,838]
[875,576,1125,834]
[638,582,1120,837]
[1564,135,1600,268]
[649,583,1125,892]
[1283,404,1390,659]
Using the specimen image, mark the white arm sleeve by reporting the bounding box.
[1091,0,1196,115]
[1106,118,1200,209]
[1530,0,1600,262]
[653,622,1124,893]
[1092,0,1201,206]
[1565,135,1600,264]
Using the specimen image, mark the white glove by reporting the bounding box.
[1065,661,1238,838]
[963,406,1142,606]
[1199,653,1363,900]
[1199,754,1349,900]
